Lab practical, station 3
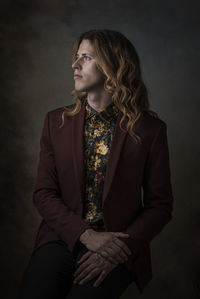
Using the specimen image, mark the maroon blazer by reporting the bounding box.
[32,97,173,293]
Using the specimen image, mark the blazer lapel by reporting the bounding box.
[71,98,86,203]
[102,109,128,205]
[72,97,128,206]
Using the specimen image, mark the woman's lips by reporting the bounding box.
[74,75,82,80]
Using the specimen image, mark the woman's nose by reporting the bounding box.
[72,57,82,69]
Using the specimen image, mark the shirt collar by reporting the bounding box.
[85,99,119,122]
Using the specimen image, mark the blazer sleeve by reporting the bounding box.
[118,121,173,260]
[33,112,92,253]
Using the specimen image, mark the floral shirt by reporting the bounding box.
[82,99,119,231]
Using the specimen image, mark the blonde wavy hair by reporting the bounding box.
[60,29,158,143]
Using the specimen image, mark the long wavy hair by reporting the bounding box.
[60,29,158,143]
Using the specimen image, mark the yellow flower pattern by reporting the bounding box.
[82,99,119,231]
[95,141,109,155]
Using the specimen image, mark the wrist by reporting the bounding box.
[79,228,95,243]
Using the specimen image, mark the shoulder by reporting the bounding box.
[136,111,168,143]
[44,102,76,124]
[140,111,167,129]
[48,102,76,116]
[142,111,166,126]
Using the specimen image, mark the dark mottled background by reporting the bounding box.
[0,0,199,298]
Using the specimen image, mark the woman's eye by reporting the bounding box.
[75,56,91,62]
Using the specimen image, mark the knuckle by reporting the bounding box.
[117,247,121,253]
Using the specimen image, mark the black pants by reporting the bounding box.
[17,240,135,299]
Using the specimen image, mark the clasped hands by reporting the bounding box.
[73,229,132,287]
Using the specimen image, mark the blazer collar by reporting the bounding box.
[71,97,128,207]
[85,99,119,122]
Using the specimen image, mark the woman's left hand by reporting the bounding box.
[73,250,118,287]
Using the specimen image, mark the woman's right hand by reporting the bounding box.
[79,229,132,265]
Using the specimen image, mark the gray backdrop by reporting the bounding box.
[1,0,199,298]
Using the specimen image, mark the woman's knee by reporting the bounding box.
[17,241,75,299]
[31,240,74,271]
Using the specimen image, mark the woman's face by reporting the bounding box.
[72,39,105,92]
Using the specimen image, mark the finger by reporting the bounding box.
[117,252,129,264]
[98,241,126,264]
[75,253,111,285]
[93,270,108,287]
[74,256,93,276]
[98,248,118,265]
[74,263,96,283]
[77,251,93,264]
[113,237,132,256]
[109,246,126,264]
[74,253,102,281]
[110,243,129,263]
[77,268,100,285]
[74,260,90,277]
[106,255,119,265]
[103,247,122,264]
[113,238,132,256]
[110,232,130,237]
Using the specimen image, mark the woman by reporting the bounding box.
[18,29,173,298]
